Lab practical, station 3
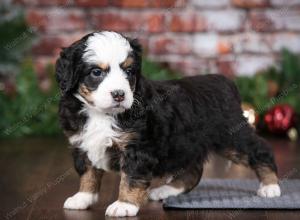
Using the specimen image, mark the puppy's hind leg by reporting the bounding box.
[221,127,280,198]
[248,136,280,197]
[149,164,203,201]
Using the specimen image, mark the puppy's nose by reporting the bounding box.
[111,90,125,102]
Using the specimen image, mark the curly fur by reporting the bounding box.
[56,31,279,215]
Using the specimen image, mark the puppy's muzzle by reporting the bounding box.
[111,90,125,102]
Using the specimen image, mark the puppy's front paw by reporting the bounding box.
[63,192,98,210]
[257,183,281,198]
[105,200,139,217]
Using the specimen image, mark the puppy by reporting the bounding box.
[56,31,281,217]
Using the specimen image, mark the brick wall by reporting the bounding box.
[16,0,300,77]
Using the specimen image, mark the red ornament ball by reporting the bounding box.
[264,104,295,133]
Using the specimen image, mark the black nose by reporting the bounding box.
[111,90,125,102]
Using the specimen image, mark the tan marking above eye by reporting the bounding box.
[121,56,134,68]
[98,63,109,70]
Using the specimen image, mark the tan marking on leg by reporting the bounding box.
[220,149,278,185]
[255,166,278,185]
[79,166,103,193]
[221,149,249,166]
[169,164,203,193]
[150,164,202,193]
[149,165,202,201]
[150,175,173,188]
[118,173,148,207]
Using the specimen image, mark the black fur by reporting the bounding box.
[56,32,278,186]
[72,148,88,176]
[55,33,94,95]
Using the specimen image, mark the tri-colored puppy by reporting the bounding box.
[55,31,281,217]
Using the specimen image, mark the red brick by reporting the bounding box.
[26,9,87,33]
[18,0,300,78]
[167,58,213,76]
[92,12,165,33]
[147,14,165,32]
[149,36,191,55]
[31,32,88,57]
[268,33,300,53]
[217,41,232,54]
[14,0,69,6]
[271,0,300,7]
[34,57,56,78]
[75,0,108,7]
[234,55,275,75]
[250,11,278,32]
[146,55,219,75]
[193,34,232,58]
[251,9,300,32]
[26,10,46,31]
[202,10,246,33]
[148,0,186,7]
[112,0,148,7]
[233,33,270,53]
[191,0,230,8]
[62,32,91,47]
[32,36,65,56]
[170,13,205,32]
[92,13,133,32]
[232,0,270,8]
[111,0,186,8]
[217,58,235,78]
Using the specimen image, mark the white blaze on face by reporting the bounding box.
[83,31,134,112]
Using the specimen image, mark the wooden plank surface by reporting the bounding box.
[0,137,300,220]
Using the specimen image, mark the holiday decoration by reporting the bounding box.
[264,104,296,134]
[287,128,298,142]
[242,103,258,127]
[267,80,279,97]
[235,50,300,141]
[236,50,300,115]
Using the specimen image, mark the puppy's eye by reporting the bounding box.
[90,69,103,77]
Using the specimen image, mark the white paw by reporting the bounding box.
[148,185,184,201]
[105,200,139,217]
[257,183,281,198]
[63,192,98,210]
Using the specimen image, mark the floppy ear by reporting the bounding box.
[128,38,143,74]
[128,38,142,60]
[56,33,95,95]
[55,46,79,95]
[129,38,142,56]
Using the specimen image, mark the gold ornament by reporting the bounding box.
[287,128,298,142]
[242,103,258,128]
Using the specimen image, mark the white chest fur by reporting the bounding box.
[69,109,121,171]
